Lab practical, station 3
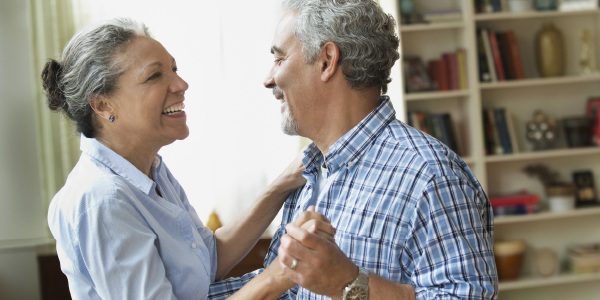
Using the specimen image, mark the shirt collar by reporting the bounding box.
[302,96,396,174]
[80,134,159,195]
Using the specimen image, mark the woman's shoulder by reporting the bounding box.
[52,158,139,216]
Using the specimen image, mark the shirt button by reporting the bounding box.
[191,242,197,249]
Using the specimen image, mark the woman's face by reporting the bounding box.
[106,36,189,150]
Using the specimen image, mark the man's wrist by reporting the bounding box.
[342,266,369,300]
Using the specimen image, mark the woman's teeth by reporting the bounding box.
[162,103,185,115]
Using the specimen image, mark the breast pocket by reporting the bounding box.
[335,230,404,281]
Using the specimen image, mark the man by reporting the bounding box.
[209,0,498,299]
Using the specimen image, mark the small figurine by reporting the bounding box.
[579,29,598,75]
[526,110,558,150]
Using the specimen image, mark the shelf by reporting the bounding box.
[400,21,464,33]
[494,206,600,225]
[475,9,600,22]
[404,90,469,101]
[479,74,600,90]
[499,271,600,291]
[0,237,54,251]
[485,147,600,163]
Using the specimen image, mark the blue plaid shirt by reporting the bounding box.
[209,96,498,299]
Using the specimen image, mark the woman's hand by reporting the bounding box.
[294,206,336,242]
[273,153,306,194]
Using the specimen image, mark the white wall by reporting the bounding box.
[0,0,47,299]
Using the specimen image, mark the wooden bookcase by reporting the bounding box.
[378,0,600,299]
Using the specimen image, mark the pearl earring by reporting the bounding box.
[109,115,115,122]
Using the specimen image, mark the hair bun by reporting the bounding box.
[41,59,69,112]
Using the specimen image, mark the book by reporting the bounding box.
[487,108,504,154]
[505,30,525,79]
[480,28,497,82]
[504,107,520,153]
[476,28,492,82]
[489,192,540,216]
[456,48,468,89]
[496,31,515,80]
[488,30,506,81]
[427,58,450,90]
[403,56,435,93]
[440,113,460,154]
[494,107,513,154]
[490,0,503,12]
[482,109,496,155]
[442,52,459,90]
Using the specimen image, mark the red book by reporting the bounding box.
[490,193,540,214]
[428,59,450,90]
[488,30,505,81]
[497,32,515,80]
[442,52,459,90]
[505,30,525,79]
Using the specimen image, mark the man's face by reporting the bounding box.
[264,12,321,136]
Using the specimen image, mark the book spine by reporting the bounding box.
[504,107,520,153]
[456,48,468,89]
[443,52,459,90]
[482,109,496,155]
[497,32,515,80]
[428,59,450,91]
[487,108,504,154]
[480,28,497,82]
[490,0,502,12]
[494,107,513,154]
[488,30,506,81]
[476,29,492,82]
[506,30,525,79]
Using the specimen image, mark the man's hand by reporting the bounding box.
[278,207,357,300]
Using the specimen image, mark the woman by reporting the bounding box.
[42,17,330,299]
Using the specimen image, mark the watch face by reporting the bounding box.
[346,286,368,300]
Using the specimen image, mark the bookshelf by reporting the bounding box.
[378,0,600,299]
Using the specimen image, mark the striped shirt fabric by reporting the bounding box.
[208,96,498,299]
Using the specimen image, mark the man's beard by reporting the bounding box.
[281,101,299,136]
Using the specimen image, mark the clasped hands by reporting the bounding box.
[277,206,359,299]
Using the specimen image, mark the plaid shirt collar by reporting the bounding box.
[302,95,396,175]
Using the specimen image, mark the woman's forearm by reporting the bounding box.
[214,156,305,279]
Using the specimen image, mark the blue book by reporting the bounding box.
[494,107,513,154]
[490,0,502,12]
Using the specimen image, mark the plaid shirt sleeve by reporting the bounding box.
[412,175,497,299]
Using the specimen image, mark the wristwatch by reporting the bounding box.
[342,267,369,300]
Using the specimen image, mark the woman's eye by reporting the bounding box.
[172,66,178,73]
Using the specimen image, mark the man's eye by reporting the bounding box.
[147,72,162,81]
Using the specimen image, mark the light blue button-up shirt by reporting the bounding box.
[48,135,217,299]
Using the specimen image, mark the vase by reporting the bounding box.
[535,22,565,77]
[535,0,557,10]
[399,0,414,24]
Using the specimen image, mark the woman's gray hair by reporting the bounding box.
[283,0,400,94]
[41,17,151,137]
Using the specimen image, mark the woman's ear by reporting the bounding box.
[89,95,115,122]
[319,41,340,82]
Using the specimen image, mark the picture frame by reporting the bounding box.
[559,0,598,11]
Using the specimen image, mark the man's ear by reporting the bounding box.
[319,41,340,82]
[89,95,115,122]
